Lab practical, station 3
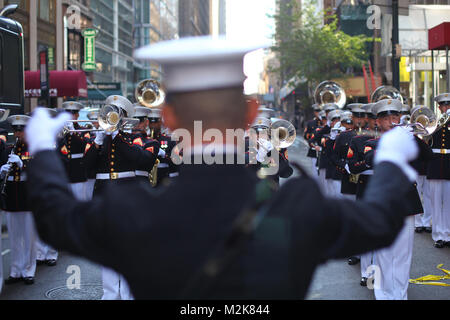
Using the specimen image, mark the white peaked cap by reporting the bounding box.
[134,106,152,118]
[134,36,271,93]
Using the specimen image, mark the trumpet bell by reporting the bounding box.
[371,86,404,104]
[271,119,296,149]
[314,81,346,109]
[135,79,165,108]
[99,105,123,133]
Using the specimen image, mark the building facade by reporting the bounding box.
[178,0,211,37]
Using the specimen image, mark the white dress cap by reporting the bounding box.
[134,36,271,93]
[347,103,366,114]
[373,99,403,115]
[105,95,135,118]
[62,101,84,111]
[134,106,152,118]
[7,115,31,127]
[434,93,450,104]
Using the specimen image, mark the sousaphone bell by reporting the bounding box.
[135,79,166,108]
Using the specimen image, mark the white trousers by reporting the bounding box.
[101,267,134,300]
[360,252,373,278]
[342,194,356,201]
[329,180,342,198]
[427,180,450,242]
[35,237,58,261]
[5,212,37,278]
[414,176,432,228]
[85,179,96,201]
[310,158,318,177]
[70,182,87,201]
[374,216,414,300]
[318,169,327,193]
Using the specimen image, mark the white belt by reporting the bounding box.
[432,149,450,155]
[135,170,149,177]
[360,170,374,176]
[158,163,169,168]
[69,153,84,159]
[96,171,135,180]
[169,172,179,178]
[7,173,27,182]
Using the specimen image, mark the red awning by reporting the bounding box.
[25,70,88,98]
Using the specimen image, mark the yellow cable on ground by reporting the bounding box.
[409,264,450,287]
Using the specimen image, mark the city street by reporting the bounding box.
[0,137,449,300]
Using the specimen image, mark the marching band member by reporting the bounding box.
[31,108,59,267]
[411,106,433,234]
[83,95,149,300]
[132,106,161,184]
[364,99,426,300]
[346,104,378,272]
[427,93,450,248]
[330,110,357,200]
[319,107,341,196]
[59,102,88,201]
[0,115,37,285]
[304,104,321,172]
[245,117,293,187]
[312,104,337,192]
[84,110,100,200]
[146,108,179,186]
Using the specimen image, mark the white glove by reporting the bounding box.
[256,148,267,163]
[158,148,166,158]
[66,121,75,134]
[374,127,419,182]
[0,164,11,178]
[333,121,341,129]
[94,131,106,146]
[25,108,72,155]
[344,163,351,174]
[258,139,274,153]
[330,130,338,140]
[8,154,23,169]
[327,120,331,127]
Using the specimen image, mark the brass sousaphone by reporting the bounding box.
[314,81,347,109]
[135,79,166,108]
[371,86,404,104]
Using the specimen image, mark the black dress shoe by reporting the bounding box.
[415,227,424,233]
[348,256,360,265]
[360,277,368,287]
[23,277,35,285]
[45,259,57,267]
[4,276,22,285]
[36,259,45,266]
[424,227,432,233]
[434,240,445,248]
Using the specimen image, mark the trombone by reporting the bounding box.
[393,107,438,138]
[63,105,139,134]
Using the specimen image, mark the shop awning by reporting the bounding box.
[25,70,88,98]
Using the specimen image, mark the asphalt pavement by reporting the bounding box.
[0,137,449,300]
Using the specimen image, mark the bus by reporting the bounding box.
[0,4,25,139]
